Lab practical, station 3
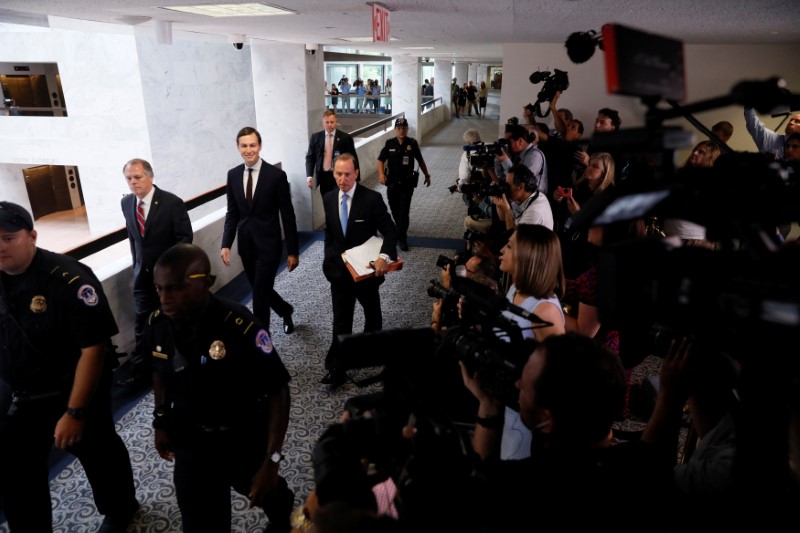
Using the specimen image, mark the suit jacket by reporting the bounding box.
[222,159,299,261]
[122,185,193,290]
[305,129,359,186]
[322,184,397,283]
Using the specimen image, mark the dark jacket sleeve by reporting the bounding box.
[305,133,319,177]
[277,169,300,256]
[171,196,193,244]
[222,170,240,249]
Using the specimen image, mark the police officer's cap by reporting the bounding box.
[394,117,409,128]
[0,202,34,232]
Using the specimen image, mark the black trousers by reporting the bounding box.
[325,277,382,369]
[387,183,414,244]
[241,248,293,334]
[0,367,136,532]
[172,427,294,532]
[131,280,159,374]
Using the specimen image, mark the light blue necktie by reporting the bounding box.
[340,193,349,234]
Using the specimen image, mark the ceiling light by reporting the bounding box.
[339,36,400,42]
[161,3,296,17]
[401,46,435,50]
[114,16,152,25]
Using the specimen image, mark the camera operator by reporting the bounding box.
[461,333,671,530]
[454,128,484,206]
[494,124,549,200]
[744,107,800,160]
[430,251,500,334]
[492,164,554,231]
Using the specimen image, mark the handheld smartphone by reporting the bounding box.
[437,254,455,270]
[562,188,573,198]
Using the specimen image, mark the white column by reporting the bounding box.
[467,63,478,85]
[434,60,452,117]
[453,62,469,89]
[391,55,421,139]
[251,41,323,231]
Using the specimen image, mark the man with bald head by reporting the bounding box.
[146,243,294,532]
[744,107,800,160]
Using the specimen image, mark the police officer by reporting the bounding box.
[0,202,138,532]
[147,243,294,533]
[378,117,432,251]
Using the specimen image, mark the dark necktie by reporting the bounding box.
[246,167,253,207]
[136,199,145,236]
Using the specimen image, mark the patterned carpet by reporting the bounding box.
[0,93,664,531]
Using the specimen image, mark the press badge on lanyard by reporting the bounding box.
[402,155,409,165]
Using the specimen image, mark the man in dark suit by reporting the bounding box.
[221,126,300,335]
[321,153,397,387]
[118,158,192,388]
[305,109,359,197]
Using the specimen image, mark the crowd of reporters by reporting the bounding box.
[308,91,800,531]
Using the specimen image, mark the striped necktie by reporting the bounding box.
[136,199,145,236]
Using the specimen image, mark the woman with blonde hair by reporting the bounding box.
[553,152,615,278]
[496,224,566,460]
[663,140,721,248]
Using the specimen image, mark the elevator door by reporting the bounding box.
[23,166,72,220]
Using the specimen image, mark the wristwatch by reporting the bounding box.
[269,451,285,464]
[66,407,86,420]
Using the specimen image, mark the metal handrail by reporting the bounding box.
[350,112,406,138]
[421,97,442,111]
[64,184,228,260]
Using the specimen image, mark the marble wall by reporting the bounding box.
[391,55,422,140]
[134,35,257,204]
[0,20,150,234]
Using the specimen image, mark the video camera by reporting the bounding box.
[529,68,570,118]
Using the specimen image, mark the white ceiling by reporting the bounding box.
[1,0,798,63]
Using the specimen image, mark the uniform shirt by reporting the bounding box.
[0,249,118,391]
[378,137,424,184]
[146,294,290,430]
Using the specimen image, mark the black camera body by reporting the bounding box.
[460,180,510,199]
[529,69,570,117]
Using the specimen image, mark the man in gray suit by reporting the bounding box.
[119,158,192,388]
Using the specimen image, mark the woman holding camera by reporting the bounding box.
[553,152,615,279]
[496,224,566,460]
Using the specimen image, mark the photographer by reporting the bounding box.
[461,333,670,530]
[430,251,500,334]
[494,124,549,200]
[492,164,554,231]
[455,128,484,206]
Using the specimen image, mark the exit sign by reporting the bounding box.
[372,3,390,43]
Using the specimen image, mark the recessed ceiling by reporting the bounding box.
[0,0,798,63]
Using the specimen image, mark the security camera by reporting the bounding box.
[229,34,246,50]
[305,43,318,55]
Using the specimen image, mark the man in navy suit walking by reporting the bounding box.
[320,153,397,387]
[118,158,192,388]
[221,127,300,335]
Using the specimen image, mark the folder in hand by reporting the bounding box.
[341,235,404,282]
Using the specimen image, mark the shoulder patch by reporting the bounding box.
[77,284,99,307]
[255,329,274,354]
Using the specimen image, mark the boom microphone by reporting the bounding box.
[565,29,603,64]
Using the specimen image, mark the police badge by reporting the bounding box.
[30,295,47,313]
[208,340,226,360]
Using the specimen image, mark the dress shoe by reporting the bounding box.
[319,370,347,388]
[283,312,295,334]
[98,500,139,533]
[399,241,409,252]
